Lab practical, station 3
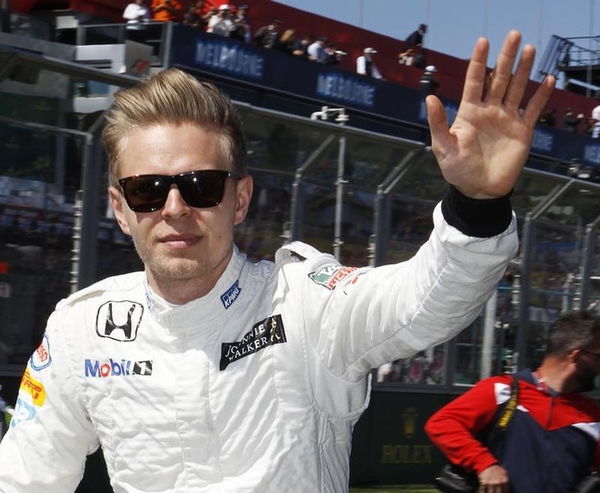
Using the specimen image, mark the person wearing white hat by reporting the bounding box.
[207,3,234,35]
[356,47,383,79]
[123,0,150,28]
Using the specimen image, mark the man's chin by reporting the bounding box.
[151,259,206,282]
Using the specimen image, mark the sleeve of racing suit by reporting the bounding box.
[298,187,517,382]
[0,309,100,492]
[424,377,506,473]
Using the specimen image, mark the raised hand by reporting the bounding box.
[426,30,555,199]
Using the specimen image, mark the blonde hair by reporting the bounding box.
[102,68,246,186]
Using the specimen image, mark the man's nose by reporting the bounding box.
[161,185,190,217]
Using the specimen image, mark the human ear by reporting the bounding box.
[108,186,132,235]
[234,175,253,226]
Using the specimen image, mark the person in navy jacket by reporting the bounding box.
[426,311,600,492]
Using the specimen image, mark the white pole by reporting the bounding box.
[481,291,498,379]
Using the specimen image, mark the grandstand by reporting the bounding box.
[1,0,600,488]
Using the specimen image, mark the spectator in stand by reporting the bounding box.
[591,94,600,138]
[123,0,150,41]
[292,34,313,59]
[182,4,199,27]
[150,0,182,22]
[563,108,584,133]
[398,47,415,66]
[307,36,327,63]
[182,0,213,30]
[123,0,150,27]
[420,65,439,96]
[182,1,202,28]
[405,23,427,47]
[584,116,596,136]
[274,28,297,55]
[229,4,251,42]
[207,4,234,36]
[324,42,345,66]
[253,19,282,49]
[356,47,383,79]
[426,311,600,493]
[538,107,556,127]
[203,4,217,24]
[413,48,427,69]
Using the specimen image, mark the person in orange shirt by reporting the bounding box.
[151,0,182,22]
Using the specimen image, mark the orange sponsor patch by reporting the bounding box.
[20,369,46,406]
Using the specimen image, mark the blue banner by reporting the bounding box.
[170,24,423,121]
[170,24,600,169]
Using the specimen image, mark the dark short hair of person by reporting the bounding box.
[102,68,247,187]
[545,311,600,356]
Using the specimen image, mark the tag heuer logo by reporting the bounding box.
[308,265,357,290]
[96,300,143,342]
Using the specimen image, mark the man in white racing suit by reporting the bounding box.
[0,30,554,492]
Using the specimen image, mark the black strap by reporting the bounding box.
[487,375,519,447]
[434,376,520,491]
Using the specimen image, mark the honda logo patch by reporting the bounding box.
[96,300,143,342]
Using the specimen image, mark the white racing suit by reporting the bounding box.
[0,199,518,492]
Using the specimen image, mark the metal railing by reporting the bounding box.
[70,21,172,67]
[537,34,600,96]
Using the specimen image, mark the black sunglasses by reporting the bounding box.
[118,169,240,213]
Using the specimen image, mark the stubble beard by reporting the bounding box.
[149,255,208,283]
[132,231,234,297]
[134,236,211,286]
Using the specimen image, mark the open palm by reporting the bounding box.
[427,30,555,199]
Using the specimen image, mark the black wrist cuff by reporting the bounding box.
[441,186,513,238]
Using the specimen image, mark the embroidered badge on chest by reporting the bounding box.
[220,279,241,309]
[96,300,144,342]
[220,314,286,370]
[308,264,357,290]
